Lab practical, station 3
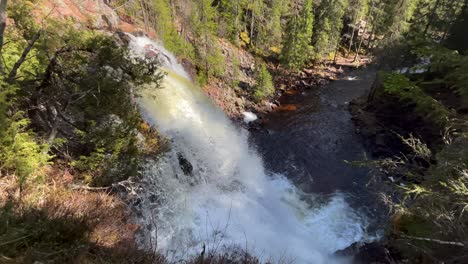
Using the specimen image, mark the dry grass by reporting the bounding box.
[0,166,161,264]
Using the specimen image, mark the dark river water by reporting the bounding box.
[251,66,383,228]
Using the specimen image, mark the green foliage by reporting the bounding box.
[378,0,418,42]
[151,0,195,60]
[0,75,48,191]
[191,0,225,84]
[312,0,348,60]
[264,0,287,50]
[381,73,450,127]
[0,115,47,180]
[71,120,142,186]
[408,39,468,107]
[0,110,49,190]
[345,0,369,25]
[449,55,468,105]
[218,0,248,43]
[281,0,314,69]
[0,2,164,189]
[253,63,275,101]
[392,136,468,261]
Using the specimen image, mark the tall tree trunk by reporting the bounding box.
[366,21,376,49]
[347,24,356,56]
[333,40,340,64]
[366,0,379,49]
[353,1,374,63]
[0,0,8,74]
[353,26,367,63]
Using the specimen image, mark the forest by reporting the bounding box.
[0,0,467,263]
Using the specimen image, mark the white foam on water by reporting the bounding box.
[128,35,369,263]
[242,112,258,123]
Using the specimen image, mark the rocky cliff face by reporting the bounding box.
[37,0,154,35]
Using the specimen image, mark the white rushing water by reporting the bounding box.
[242,111,258,123]
[128,36,369,263]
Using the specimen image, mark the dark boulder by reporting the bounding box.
[335,242,397,264]
[177,153,193,176]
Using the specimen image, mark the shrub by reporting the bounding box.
[253,64,275,101]
[0,81,49,192]
[381,73,450,127]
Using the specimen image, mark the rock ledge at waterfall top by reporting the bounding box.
[35,0,156,37]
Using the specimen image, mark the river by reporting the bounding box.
[128,36,382,264]
[252,67,379,207]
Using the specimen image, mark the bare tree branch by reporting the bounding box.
[6,29,42,83]
[401,234,465,247]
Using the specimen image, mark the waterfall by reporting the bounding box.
[128,36,368,263]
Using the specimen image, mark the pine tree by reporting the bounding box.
[344,0,369,55]
[312,0,348,60]
[255,0,288,52]
[281,0,314,69]
[247,0,265,47]
[253,63,275,100]
[151,0,194,59]
[192,0,225,84]
[378,0,418,42]
[218,0,248,43]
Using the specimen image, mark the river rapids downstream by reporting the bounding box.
[127,36,380,264]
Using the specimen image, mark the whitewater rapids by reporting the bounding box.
[127,36,369,263]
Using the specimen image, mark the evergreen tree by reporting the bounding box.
[344,0,369,54]
[151,0,194,59]
[218,0,248,43]
[192,0,225,84]
[256,0,288,52]
[312,0,348,60]
[409,0,465,41]
[378,0,418,42]
[247,0,265,47]
[281,0,314,69]
[253,63,275,100]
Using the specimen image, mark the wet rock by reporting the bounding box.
[181,58,196,78]
[177,153,193,176]
[354,242,394,264]
[272,100,280,107]
[145,50,159,59]
[132,197,142,207]
[115,30,132,45]
[335,242,395,264]
[149,194,158,203]
[238,81,250,90]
